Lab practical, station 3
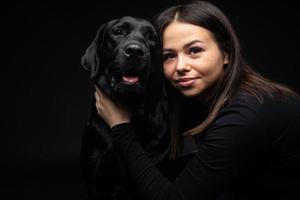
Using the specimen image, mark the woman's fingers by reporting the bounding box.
[95,97,101,115]
[93,85,131,127]
[94,86,102,115]
[95,86,103,98]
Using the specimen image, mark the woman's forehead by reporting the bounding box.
[162,22,213,49]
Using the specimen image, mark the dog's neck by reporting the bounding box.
[94,77,146,116]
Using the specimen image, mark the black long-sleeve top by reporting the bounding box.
[111,92,300,200]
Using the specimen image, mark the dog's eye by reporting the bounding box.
[112,29,124,36]
[148,34,158,42]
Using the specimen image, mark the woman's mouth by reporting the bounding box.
[175,78,197,87]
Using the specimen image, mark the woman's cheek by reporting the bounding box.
[163,70,169,79]
[163,64,173,80]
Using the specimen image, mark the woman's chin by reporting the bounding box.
[180,88,203,98]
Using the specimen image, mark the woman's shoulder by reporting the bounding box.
[220,91,300,130]
[236,91,300,107]
[226,90,300,110]
[203,91,300,147]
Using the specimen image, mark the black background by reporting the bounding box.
[2,0,299,199]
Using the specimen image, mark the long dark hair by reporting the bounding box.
[156,1,298,158]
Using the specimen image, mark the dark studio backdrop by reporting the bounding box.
[2,0,299,199]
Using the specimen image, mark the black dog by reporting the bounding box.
[80,16,169,200]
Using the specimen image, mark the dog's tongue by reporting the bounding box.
[122,75,139,84]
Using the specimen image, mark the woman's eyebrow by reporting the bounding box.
[183,40,203,49]
[163,40,203,52]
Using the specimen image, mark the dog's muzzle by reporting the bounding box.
[124,43,145,58]
[109,43,150,88]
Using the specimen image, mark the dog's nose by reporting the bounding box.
[124,44,145,57]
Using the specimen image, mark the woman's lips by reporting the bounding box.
[175,78,197,87]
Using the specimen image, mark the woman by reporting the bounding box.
[94,1,300,199]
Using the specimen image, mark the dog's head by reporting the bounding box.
[81,16,162,106]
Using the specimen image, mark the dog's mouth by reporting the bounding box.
[111,68,143,87]
[122,69,141,85]
[122,75,140,84]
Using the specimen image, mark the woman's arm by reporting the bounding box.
[94,87,266,200]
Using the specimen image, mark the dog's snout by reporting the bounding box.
[124,44,145,57]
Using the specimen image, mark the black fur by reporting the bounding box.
[80,16,169,200]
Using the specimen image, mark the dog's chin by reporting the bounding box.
[110,72,146,95]
[111,81,145,106]
[114,81,144,96]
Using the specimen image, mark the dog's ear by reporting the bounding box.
[81,20,117,80]
[81,23,108,80]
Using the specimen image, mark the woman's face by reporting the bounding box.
[162,22,228,97]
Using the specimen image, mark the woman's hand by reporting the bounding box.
[94,86,131,128]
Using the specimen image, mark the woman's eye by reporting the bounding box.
[163,53,176,61]
[189,47,203,55]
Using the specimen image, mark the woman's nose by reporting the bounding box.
[176,55,191,73]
